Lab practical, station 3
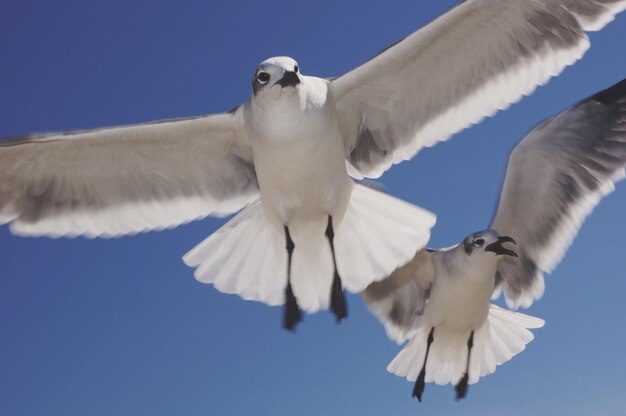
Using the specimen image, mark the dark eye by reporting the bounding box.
[257,72,270,83]
[474,238,484,247]
[294,65,299,73]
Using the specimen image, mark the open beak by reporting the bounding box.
[276,71,301,88]
[485,236,518,257]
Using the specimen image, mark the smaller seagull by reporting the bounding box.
[363,77,626,401]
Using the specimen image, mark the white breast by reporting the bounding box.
[244,76,352,225]
[424,250,497,331]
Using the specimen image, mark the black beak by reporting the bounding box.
[485,236,518,257]
[276,71,301,88]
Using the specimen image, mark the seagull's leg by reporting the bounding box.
[413,327,435,402]
[455,330,475,400]
[283,225,302,331]
[325,215,347,323]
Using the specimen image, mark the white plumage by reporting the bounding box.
[388,305,543,386]
[185,184,434,312]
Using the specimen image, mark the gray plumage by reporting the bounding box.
[0,113,257,237]
[492,78,626,308]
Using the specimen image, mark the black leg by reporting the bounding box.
[412,327,435,402]
[325,215,347,323]
[283,225,302,331]
[455,330,474,400]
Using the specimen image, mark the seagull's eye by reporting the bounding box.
[294,65,299,73]
[474,238,484,247]
[257,72,270,83]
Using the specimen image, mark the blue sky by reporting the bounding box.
[1,1,625,415]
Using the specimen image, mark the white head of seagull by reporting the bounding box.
[252,56,301,97]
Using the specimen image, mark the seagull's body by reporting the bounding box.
[245,70,347,226]
[181,58,436,326]
[364,77,626,400]
[1,1,625,329]
[424,247,496,331]
[364,232,542,400]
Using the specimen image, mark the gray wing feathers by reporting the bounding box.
[561,0,626,30]
[333,0,626,179]
[362,249,435,343]
[491,78,626,308]
[0,110,259,238]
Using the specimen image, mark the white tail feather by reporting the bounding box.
[388,304,544,385]
[183,184,436,312]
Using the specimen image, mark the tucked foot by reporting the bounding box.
[330,271,348,323]
[455,330,474,400]
[282,225,301,331]
[412,327,435,403]
[412,368,426,402]
[455,373,469,400]
[326,215,348,323]
[283,281,302,331]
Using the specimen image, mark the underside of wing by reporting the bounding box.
[332,0,626,178]
[0,109,259,238]
[362,249,435,343]
[491,78,626,308]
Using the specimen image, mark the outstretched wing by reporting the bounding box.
[0,108,258,238]
[361,249,435,343]
[490,78,626,308]
[332,0,626,178]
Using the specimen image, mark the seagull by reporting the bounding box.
[1,1,624,331]
[363,77,626,401]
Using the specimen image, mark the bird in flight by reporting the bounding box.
[1,1,624,331]
[363,77,626,401]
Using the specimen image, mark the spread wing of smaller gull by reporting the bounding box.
[1,0,624,330]
[362,77,626,401]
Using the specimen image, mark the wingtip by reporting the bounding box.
[590,77,626,105]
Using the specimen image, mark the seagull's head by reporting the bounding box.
[252,56,301,97]
[462,230,518,259]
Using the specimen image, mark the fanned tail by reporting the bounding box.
[183,200,287,306]
[388,305,544,386]
[183,184,436,313]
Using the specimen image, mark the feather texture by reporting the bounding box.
[333,0,626,178]
[388,305,544,386]
[185,184,436,312]
[491,78,626,308]
[0,111,257,238]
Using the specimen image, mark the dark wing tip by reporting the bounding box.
[590,77,626,105]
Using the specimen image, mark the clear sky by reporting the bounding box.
[1,1,625,415]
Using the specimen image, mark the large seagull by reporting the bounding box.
[1,1,624,330]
